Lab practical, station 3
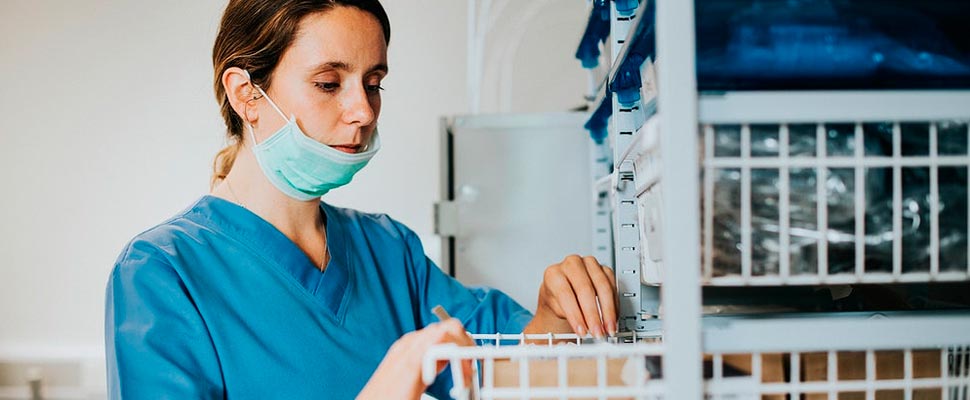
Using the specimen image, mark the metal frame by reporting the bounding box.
[608,0,652,333]
[590,143,615,269]
[654,0,704,399]
[699,91,970,124]
[425,0,970,399]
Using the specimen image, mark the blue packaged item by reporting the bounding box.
[585,92,613,144]
[612,54,646,107]
[575,0,611,69]
[610,1,656,106]
[695,0,970,90]
[615,0,640,17]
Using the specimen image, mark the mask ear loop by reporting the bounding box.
[244,70,289,122]
[244,70,290,147]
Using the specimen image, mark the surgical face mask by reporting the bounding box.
[246,73,380,201]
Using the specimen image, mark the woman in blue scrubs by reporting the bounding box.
[105,0,619,398]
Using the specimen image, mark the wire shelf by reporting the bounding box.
[423,328,970,400]
[700,120,970,286]
[631,116,970,287]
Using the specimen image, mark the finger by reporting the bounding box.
[536,284,578,334]
[441,318,474,347]
[544,264,589,337]
[603,265,619,320]
[562,256,605,338]
[438,319,475,386]
[603,263,618,294]
[584,256,618,336]
[426,320,473,379]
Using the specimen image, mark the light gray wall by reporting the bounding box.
[0,0,585,395]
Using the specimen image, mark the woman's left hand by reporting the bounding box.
[357,319,474,400]
[523,255,618,338]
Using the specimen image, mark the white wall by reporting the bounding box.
[0,0,585,395]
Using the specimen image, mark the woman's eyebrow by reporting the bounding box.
[369,64,388,74]
[310,61,352,72]
[309,61,388,74]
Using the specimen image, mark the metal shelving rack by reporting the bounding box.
[423,1,970,399]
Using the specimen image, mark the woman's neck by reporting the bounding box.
[212,148,328,258]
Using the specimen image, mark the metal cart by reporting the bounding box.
[425,1,970,398]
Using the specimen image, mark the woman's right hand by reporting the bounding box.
[357,319,475,400]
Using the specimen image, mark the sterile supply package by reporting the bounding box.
[695,0,970,90]
[706,121,969,278]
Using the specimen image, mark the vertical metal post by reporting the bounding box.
[904,349,914,400]
[779,124,792,280]
[611,2,632,63]
[828,350,838,400]
[817,124,829,278]
[657,0,702,398]
[703,125,716,282]
[865,350,876,400]
[855,123,866,278]
[892,123,903,277]
[438,118,457,277]
[740,124,753,278]
[614,161,641,330]
[741,124,753,282]
[610,0,644,332]
[592,141,615,269]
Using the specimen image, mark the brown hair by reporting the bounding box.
[210,0,390,187]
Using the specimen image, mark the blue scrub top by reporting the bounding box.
[105,196,533,399]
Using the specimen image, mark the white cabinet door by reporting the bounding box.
[439,112,593,311]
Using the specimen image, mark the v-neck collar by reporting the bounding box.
[187,195,352,323]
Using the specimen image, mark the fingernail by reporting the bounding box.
[576,325,588,337]
[609,322,618,336]
[592,326,604,339]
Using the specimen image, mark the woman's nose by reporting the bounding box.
[341,85,376,127]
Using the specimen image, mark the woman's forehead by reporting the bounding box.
[285,6,388,74]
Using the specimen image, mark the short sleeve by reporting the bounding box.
[399,226,534,334]
[105,240,225,399]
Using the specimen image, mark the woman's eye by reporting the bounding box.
[315,82,340,92]
[366,84,385,93]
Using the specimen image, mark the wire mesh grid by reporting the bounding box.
[423,333,664,400]
[422,333,970,400]
[692,120,970,286]
[705,346,970,400]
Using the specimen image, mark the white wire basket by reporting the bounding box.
[632,116,970,287]
[423,330,970,400]
[423,333,664,400]
[703,347,970,400]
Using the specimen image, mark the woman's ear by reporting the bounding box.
[222,67,259,126]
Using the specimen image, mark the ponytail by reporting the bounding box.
[211,141,243,189]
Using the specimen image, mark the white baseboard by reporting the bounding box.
[0,344,105,400]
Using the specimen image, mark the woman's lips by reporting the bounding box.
[331,145,361,154]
